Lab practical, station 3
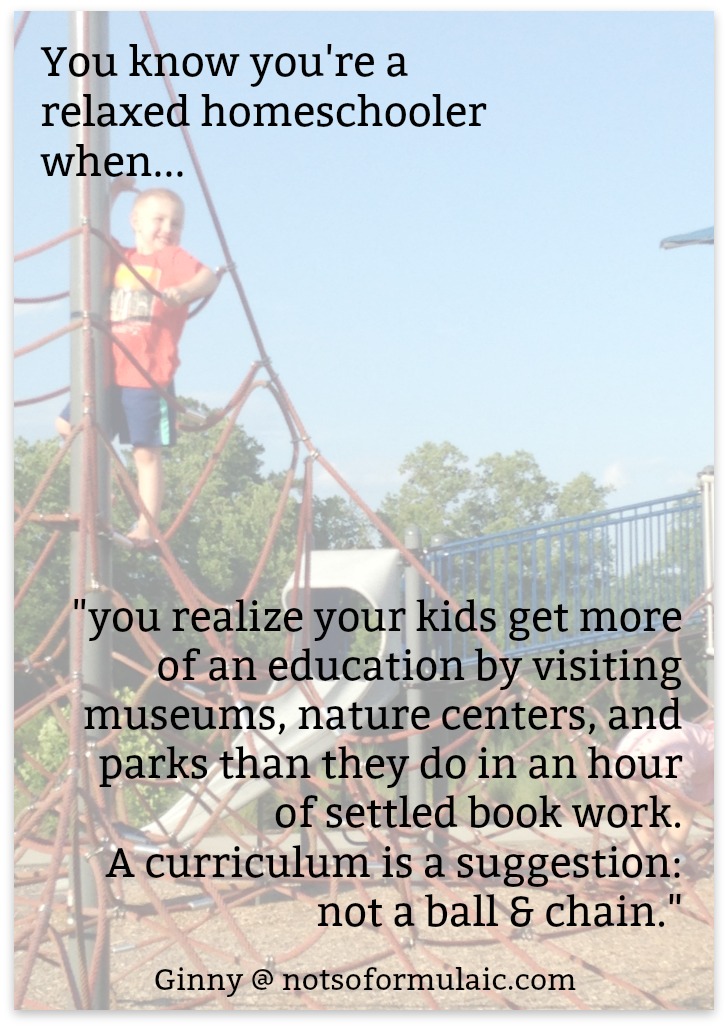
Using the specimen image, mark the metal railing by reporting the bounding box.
[424,490,704,661]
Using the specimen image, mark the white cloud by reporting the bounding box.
[602,461,628,491]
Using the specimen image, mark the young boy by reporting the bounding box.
[110,188,217,544]
[58,185,218,545]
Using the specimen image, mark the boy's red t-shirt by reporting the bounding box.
[110,245,203,389]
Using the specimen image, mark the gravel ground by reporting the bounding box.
[15,871,713,1011]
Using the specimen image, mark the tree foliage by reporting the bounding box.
[15,438,72,664]
[16,424,617,691]
[312,496,375,550]
[377,443,612,543]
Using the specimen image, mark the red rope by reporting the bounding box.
[14,226,82,262]
[14,291,70,304]
[14,11,30,47]
[14,385,70,408]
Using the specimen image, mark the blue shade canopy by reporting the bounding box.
[660,226,714,249]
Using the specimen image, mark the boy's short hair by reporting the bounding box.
[132,188,185,213]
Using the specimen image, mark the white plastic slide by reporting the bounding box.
[146,549,404,842]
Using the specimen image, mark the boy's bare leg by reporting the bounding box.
[622,781,655,856]
[623,781,694,857]
[128,445,163,541]
[661,800,693,856]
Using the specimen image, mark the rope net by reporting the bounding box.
[14,11,713,1011]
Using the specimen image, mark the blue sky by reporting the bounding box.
[13,7,714,517]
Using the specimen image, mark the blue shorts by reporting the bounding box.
[116,385,176,448]
[59,384,176,449]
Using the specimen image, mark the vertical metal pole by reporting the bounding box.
[698,466,714,703]
[68,10,111,1008]
[404,527,426,808]
[428,535,449,812]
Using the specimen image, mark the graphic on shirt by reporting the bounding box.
[109,263,161,324]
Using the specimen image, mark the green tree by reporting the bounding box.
[377,441,474,542]
[554,472,613,519]
[312,496,375,550]
[378,443,611,543]
[14,438,71,668]
[14,404,395,699]
[465,450,558,533]
[377,443,614,655]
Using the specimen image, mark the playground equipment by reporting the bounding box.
[660,226,714,249]
[148,549,404,842]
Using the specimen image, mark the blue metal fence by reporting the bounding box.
[424,491,704,661]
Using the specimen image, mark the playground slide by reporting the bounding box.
[145,549,404,843]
